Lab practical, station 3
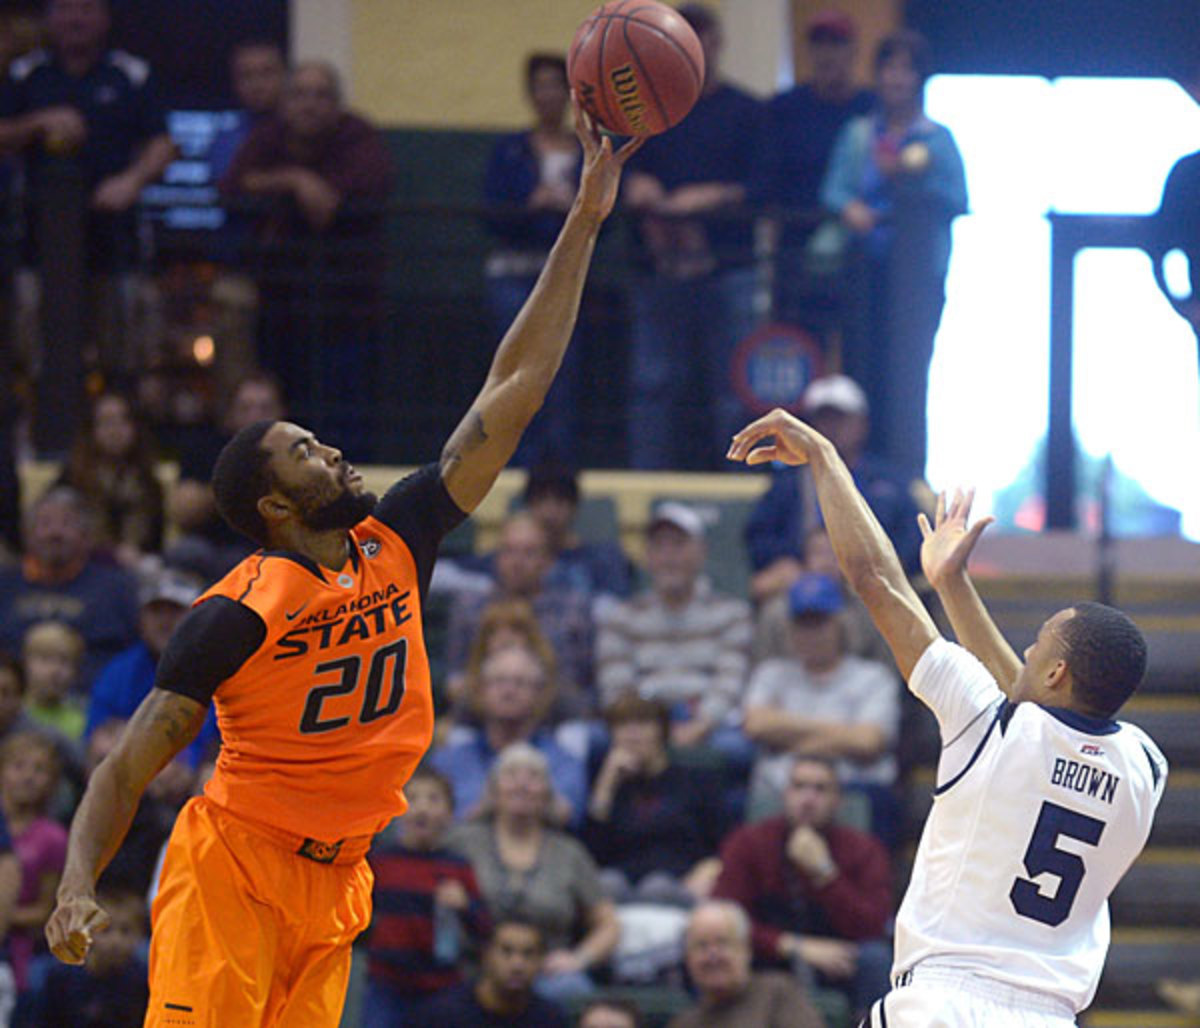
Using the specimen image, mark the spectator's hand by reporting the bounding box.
[34,105,87,152]
[670,717,713,749]
[289,169,341,231]
[599,744,640,784]
[787,825,837,882]
[683,857,722,900]
[45,892,109,965]
[728,407,830,468]
[91,171,144,212]
[841,199,877,234]
[529,181,575,211]
[434,879,469,912]
[1159,978,1200,1016]
[572,90,643,224]
[542,948,585,977]
[797,936,858,979]
[917,488,993,592]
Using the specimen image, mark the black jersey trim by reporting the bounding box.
[1142,743,1163,787]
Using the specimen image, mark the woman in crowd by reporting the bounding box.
[57,391,164,566]
[448,743,619,1002]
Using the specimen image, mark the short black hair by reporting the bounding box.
[525,53,567,91]
[488,914,545,951]
[523,461,579,506]
[874,28,933,89]
[211,420,277,547]
[1059,602,1147,718]
[578,996,645,1028]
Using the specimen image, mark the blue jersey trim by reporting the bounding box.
[933,700,1006,796]
[1041,705,1121,736]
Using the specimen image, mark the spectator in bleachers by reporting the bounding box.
[482,54,581,467]
[24,883,147,1027]
[622,3,769,470]
[746,374,927,603]
[413,916,568,1028]
[165,368,285,580]
[1155,126,1200,364]
[584,694,725,907]
[767,10,874,327]
[219,60,395,454]
[0,800,20,1027]
[0,731,66,997]
[0,485,138,690]
[444,596,558,719]
[820,29,967,478]
[712,754,892,1019]
[85,567,219,768]
[448,744,619,1002]
[0,656,38,746]
[668,899,825,1028]
[55,391,164,569]
[752,525,892,670]
[20,621,85,741]
[364,765,490,1026]
[521,462,634,611]
[578,996,645,1028]
[0,0,176,383]
[742,573,899,841]
[207,39,286,184]
[206,40,287,402]
[597,502,752,751]
[445,511,594,718]
[431,644,586,827]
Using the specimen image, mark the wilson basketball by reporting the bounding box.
[568,0,706,136]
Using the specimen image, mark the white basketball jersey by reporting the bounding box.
[894,639,1168,1013]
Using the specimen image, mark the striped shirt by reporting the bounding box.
[596,578,752,724]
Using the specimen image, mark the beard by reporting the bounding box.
[299,485,378,533]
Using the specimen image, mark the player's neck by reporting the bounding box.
[272,527,351,572]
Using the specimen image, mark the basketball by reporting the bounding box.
[568,0,706,137]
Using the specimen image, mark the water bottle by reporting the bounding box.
[432,899,461,966]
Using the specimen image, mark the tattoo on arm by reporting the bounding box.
[128,690,207,780]
[441,410,490,475]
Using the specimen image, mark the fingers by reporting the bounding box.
[934,490,946,526]
[745,445,779,465]
[917,512,931,539]
[47,903,109,964]
[570,90,599,153]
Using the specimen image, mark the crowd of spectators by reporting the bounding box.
[1,3,1187,1027]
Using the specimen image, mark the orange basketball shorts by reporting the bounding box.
[144,796,373,1028]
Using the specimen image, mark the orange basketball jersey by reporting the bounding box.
[198,516,435,842]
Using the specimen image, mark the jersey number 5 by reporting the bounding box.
[1009,800,1106,927]
[300,639,409,734]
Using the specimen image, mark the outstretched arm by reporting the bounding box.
[728,408,938,679]
[439,99,642,514]
[45,688,206,964]
[918,488,1022,695]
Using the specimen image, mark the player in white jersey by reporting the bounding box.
[727,411,1167,1028]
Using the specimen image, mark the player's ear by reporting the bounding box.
[1045,658,1070,693]
[258,493,292,527]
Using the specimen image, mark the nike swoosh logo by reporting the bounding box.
[285,602,309,621]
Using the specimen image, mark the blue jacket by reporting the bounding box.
[745,458,924,575]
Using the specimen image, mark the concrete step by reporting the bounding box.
[1122,697,1200,766]
[1092,929,1200,1010]
[1110,850,1200,927]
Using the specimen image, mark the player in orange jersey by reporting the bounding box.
[44,98,641,1028]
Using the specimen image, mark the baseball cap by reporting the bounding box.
[647,501,706,539]
[788,573,844,617]
[803,374,868,416]
[807,10,856,43]
[139,568,204,609]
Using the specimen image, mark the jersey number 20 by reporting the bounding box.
[300,639,408,734]
[1009,800,1106,927]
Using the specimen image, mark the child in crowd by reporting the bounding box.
[0,731,67,995]
[20,622,86,742]
[26,885,149,1027]
[364,765,490,1025]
